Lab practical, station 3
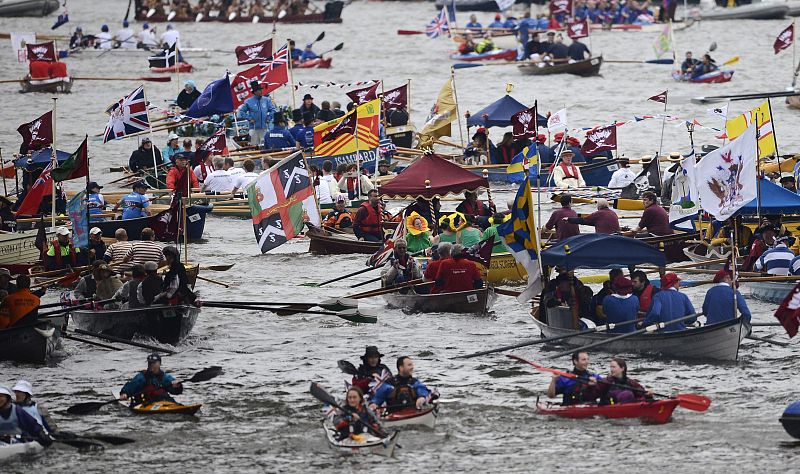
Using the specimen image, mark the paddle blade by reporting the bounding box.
[318,297,358,312]
[140,76,172,82]
[204,264,235,271]
[337,359,358,375]
[167,11,177,21]
[185,366,223,383]
[146,8,156,17]
[675,393,712,412]
[645,58,674,64]
[195,13,203,22]
[397,30,425,35]
[310,382,338,407]
[228,12,237,21]
[453,63,483,70]
[66,399,117,415]
[278,9,287,19]
[55,438,105,450]
[334,42,344,51]
[337,309,377,324]
[316,32,326,42]
[723,56,740,66]
[252,15,260,23]
[84,434,136,445]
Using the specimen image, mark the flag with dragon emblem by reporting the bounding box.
[695,122,757,221]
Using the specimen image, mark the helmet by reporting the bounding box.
[12,380,33,396]
[101,24,109,32]
[147,353,162,364]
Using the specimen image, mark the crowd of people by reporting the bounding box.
[136,0,316,21]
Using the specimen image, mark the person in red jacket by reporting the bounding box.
[353,189,385,242]
[434,244,483,293]
[166,155,199,193]
[422,242,452,294]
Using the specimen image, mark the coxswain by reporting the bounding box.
[597,357,652,405]
[567,35,590,62]
[124,228,164,266]
[630,270,659,315]
[128,137,162,172]
[370,357,434,412]
[115,20,136,49]
[380,238,422,289]
[137,261,163,306]
[113,181,151,220]
[316,160,341,205]
[45,227,86,271]
[300,43,319,63]
[351,346,393,395]
[103,229,132,266]
[702,269,751,325]
[203,157,234,194]
[601,276,639,333]
[643,273,696,331]
[237,81,277,146]
[323,195,354,230]
[680,51,699,75]
[607,158,636,188]
[113,263,145,308]
[95,24,113,50]
[86,181,106,220]
[87,227,106,262]
[405,212,432,254]
[73,260,105,300]
[160,24,180,48]
[434,244,483,293]
[423,242,452,294]
[465,14,483,30]
[155,246,195,305]
[12,381,57,434]
[455,191,495,229]
[176,80,201,110]
[333,387,383,440]
[552,151,586,189]
[0,269,17,294]
[263,113,296,151]
[632,191,673,235]
[755,236,795,275]
[231,160,259,197]
[288,39,303,61]
[138,23,157,49]
[120,353,183,404]
[69,26,86,49]
[474,32,496,54]
[0,275,39,329]
[565,198,620,234]
[166,154,199,193]
[545,194,580,241]
[0,385,52,446]
[546,351,601,405]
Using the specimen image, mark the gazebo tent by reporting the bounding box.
[465,95,547,129]
[379,153,489,199]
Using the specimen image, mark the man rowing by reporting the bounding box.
[103,229,133,267]
[370,356,434,412]
[680,51,699,75]
[166,155,199,192]
[643,273,696,331]
[0,385,52,446]
[546,351,601,405]
[0,276,38,329]
[434,244,483,293]
[124,228,164,266]
[755,236,794,275]
[552,151,586,189]
[630,270,659,315]
[351,346,393,395]
[702,269,751,326]
[632,191,672,236]
[545,194,580,242]
[607,158,636,188]
[380,238,421,289]
[602,276,639,333]
[114,181,151,220]
[564,198,620,234]
[120,353,183,404]
[155,246,195,305]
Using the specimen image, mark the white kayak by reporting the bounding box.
[322,415,399,457]
[0,438,44,460]
[379,403,439,429]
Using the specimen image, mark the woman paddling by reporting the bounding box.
[332,387,383,441]
[598,357,652,405]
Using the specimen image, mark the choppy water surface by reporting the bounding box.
[1,1,799,472]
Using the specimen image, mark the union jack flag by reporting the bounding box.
[426,7,449,39]
[379,138,396,159]
[231,44,289,108]
[103,85,150,143]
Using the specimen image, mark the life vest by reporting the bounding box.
[87,193,105,215]
[323,209,352,228]
[358,202,382,235]
[18,402,43,426]
[388,377,418,409]
[51,239,77,268]
[461,200,486,216]
[638,284,656,312]
[139,370,168,402]
[564,369,596,405]
[558,163,580,180]
[0,405,22,435]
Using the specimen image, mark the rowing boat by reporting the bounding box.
[379,404,438,429]
[307,226,382,255]
[536,399,680,424]
[322,414,399,457]
[518,56,603,77]
[383,288,497,315]
[449,49,516,62]
[682,243,729,269]
[0,438,44,461]
[0,0,59,17]
[136,0,344,23]
[484,252,527,284]
[113,390,202,415]
[92,204,212,242]
[71,305,200,345]
[0,318,62,364]
[745,280,793,304]
[20,76,72,93]
[0,228,54,271]
[698,3,789,21]
[672,70,734,84]
[292,57,332,69]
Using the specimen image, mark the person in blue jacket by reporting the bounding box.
[602,276,640,333]
[296,112,316,149]
[288,39,303,61]
[86,181,106,220]
[369,356,433,412]
[465,14,482,30]
[263,113,296,151]
[237,81,277,146]
[644,273,696,331]
[288,109,305,142]
[488,13,504,28]
[546,351,602,405]
[702,269,751,326]
[119,353,183,404]
[113,181,151,220]
[300,43,318,63]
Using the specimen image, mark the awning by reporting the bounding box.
[541,234,666,270]
[379,154,488,199]
[465,94,547,128]
[735,177,800,216]
[14,148,71,171]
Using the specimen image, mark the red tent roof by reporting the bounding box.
[379,154,489,199]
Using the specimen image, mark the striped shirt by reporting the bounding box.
[125,241,164,265]
[755,244,795,275]
[104,241,133,264]
[791,255,800,276]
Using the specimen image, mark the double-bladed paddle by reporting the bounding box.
[55,431,136,445]
[309,382,390,438]
[337,360,358,375]
[319,42,344,56]
[200,302,375,323]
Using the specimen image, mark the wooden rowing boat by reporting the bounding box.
[322,413,399,457]
[71,305,200,345]
[0,317,62,363]
[0,228,53,270]
[484,253,527,284]
[307,226,382,255]
[20,76,72,93]
[745,280,794,304]
[517,56,603,77]
[136,0,344,24]
[0,0,59,17]
[383,287,497,315]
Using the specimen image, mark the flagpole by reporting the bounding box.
[766,98,780,160]
[721,100,730,146]
[84,135,91,244]
[0,149,6,197]
[793,19,797,85]
[287,38,297,110]
[406,78,412,123]
[656,90,668,177]
[354,110,362,199]
[450,67,465,148]
[756,120,762,222]
[50,97,57,229]
[175,44,180,96]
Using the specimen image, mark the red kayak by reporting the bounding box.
[449,49,517,62]
[672,70,734,84]
[292,58,332,69]
[536,399,680,424]
[151,62,193,74]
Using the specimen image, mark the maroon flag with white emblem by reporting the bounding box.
[567,19,589,39]
[346,82,380,106]
[580,125,617,156]
[26,41,57,62]
[648,90,668,104]
[381,84,408,109]
[235,38,273,65]
[196,129,228,162]
[774,282,800,338]
[17,111,54,150]
[549,0,572,15]
[774,23,794,54]
[511,103,538,140]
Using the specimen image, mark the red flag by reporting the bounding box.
[322,111,357,142]
[17,111,53,150]
[774,23,794,55]
[775,282,800,338]
[346,83,380,106]
[382,84,408,109]
[511,104,538,140]
[567,19,589,39]
[580,125,617,156]
[549,0,572,15]
[51,136,89,182]
[235,38,273,65]
[196,129,228,162]
[231,45,289,108]
[26,41,57,62]
[16,161,54,216]
[648,90,668,104]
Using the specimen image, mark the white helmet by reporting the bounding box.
[0,386,13,399]
[12,380,33,396]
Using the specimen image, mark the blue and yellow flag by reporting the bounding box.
[497,177,542,301]
[506,145,540,184]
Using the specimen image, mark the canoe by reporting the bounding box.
[150,62,193,74]
[745,280,793,304]
[449,49,517,62]
[114,391,202,415]
[379,404,438,429]
[518,56,603,77]
[293,57,333,69]
[71,304,200,345]
[92,204,212,242]
[536,399,680,424]
[0,439,44,461]
[0,320,60,364]
[0,0,59,17]
[530,309,746,361]
[672,70,734,84]
[383,288,497,315]
[136,0,344,23]
[307,226,382,255]
[20,76,72,93]
[780,401,800,439]
[322,414,399,457]
[699,3,788,21]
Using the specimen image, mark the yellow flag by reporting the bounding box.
[418,77,457,145]
[725,100,776,158]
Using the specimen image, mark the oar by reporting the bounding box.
[196,275,230,288]
[72,76,172,82]
[69,328,176,354]
[745,335,790,346]
[62,334,122,351]
[338,360,358,375]
[548,313,704,359]
[200,264,235,271]
[201,297,357,312]
[55,431,136,445]
[605,58,674,64]
[691,90,798,105]
[349,275,382,288]
[506,355,712,412]
[52,438,105,449]
[397,29,425,35]
[309,382,390,438]
[318,42,344,56]
[66,366,222,415]
[306,264,385,288]
[201,302,376,323]
[345,279,432,299]
[312,31,326,45]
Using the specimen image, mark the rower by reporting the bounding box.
[601,276,639,333]
[45,226,86,271]
[564,198,620,234]
[567,35,590,62]
[755,236,795,276]
[12,381,57,435]
[0,276,39,329]
[138,23,157,49]
[95,263,122,302]
[115,20,136,49]
[742,225,776,271]
[630,270,659,315]
[643,273,696,331]
[288,39,303,61]
[546,194,580,241]
[166,154,199,193]
[434,244,483,293]
[296,112,316,149]
[353,189,385,242]
[113,263,146,309]
[113,181,151,220]
[193,152,213,184]
[95,24,112,50]
[263,113,296,151]
[380,238,422,289]
[632,191,672,236]
[405,212,432,254]
[316,160,341,205]
[137,261,163,306]
[124,228,164,266]
[129,137,162,172]
[702,269,751,326]
[231,160,259,197]
[352,346,393,395]
[73,260,105,300]
[155,246,195,305]
[103,229,133,266]
[288,109,305,141]
[322,195,353,230]
[87,181,106,221]
[423,242,452,294]
[680,51,699,75]
[203,157,234,195]
[0,386,52,446]
[87,227,106,262]
[597,357,652,405]
[177,80,201,110]
[488,13,504,28]
[119,353,183,404]
[544,32,569,61]
[552,151,586,189]
[0,269,17,294]
[160,24,180,49]
[607,158,636,188]
[369,356,434,412]
[300,43,319,63]
[465,14,483,30]
[589,269,623,323]
[546,351,601,406]
[474,32,496,54]
[455,191,495,229]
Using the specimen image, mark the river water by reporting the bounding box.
[1,1,799,472]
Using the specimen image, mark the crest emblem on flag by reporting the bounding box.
[511,104,537,140]
[26,42,57,62]
[580,125,617,155]
[235,39,273,65]
[549,0,572,15]
[103,85,150,143]
[567,20,589,39]
[381,84,408,109]
[774,23,794,55]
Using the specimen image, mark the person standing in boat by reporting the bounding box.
[263,113,297,151]
[630,270,659,316]
[119,353,183,404]
[353,189,385,242]
[238,81,277,146]
[380,238,421,289]
[12,381,58,435]
[546,351,602,406]
[352,346,394,395]
[631,191,672,236]
[333,387,383,440]
[45,227,87,271]
[434,244,483,293]
[0,386,52,446]
[551,151,586,189]
[155,246,195,305]
[702,269,751,326]
[643,273,696,331]
[370,357,434,412]
[597,357,652,405]
[297,94,321,121]
[755,236,795,276]
[564,198,620,234]
[601,276,639,333]
[129,138,162,172]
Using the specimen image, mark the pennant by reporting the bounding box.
[322,110,357,143]
[26,41,57,62]
[231,45,289,108]
[547,108,567,132]
[186,74,234,118]
[707,105,728,119]
[195,129,228,162]
[775,282,800,338]
[580,125,617,156]
[774,23,794,55]
[17,111,53,150]
[511,104,538,140]
[567,19,589,40]
[652,23,671,59]
[498,177,542,303]
[549,0,572,15]
[52,8,69,30]
[103,85,150,143]
[620,157,661,200]
[235,38,273,65]
[726,100,776,159]
[506,145,539,184]
[418,78,457,144]
[346,82,380,106]
[51,136,88,182]
[67,191,88,248]
[382,83,408,109]
[648,90,668,104]
[16,161,54,216]
[426,6,450,39]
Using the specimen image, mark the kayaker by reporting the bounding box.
[0,386,52,446]
[352,346,394,395]
[87,227,107,262]
[755,236,795,276]
[300,44,319,63]
[12,380,58,434]
[353,190,385,242]
[45,226,87,271]
[155,246,195,305]
[551,151,586,189]
[86,181,106,220]
[128,137,162,172]
[423,242,452,294]
[702,269,751,326]
[455,191,495,230]
[113,181,151,220]
[434,244,483,293]
[680,51,699,75]
[597,357,652,405]
[643,273,696,331]
[565,198,620,234]
[119,353,183,404]
[546,351,602,405]
[632,191,673,236]
[333,387,383,440]
[369,356,434,412]
[630,270,659,315]
[380,238,422,289]
[692,54,719,80]
[601,276,639,333]
[322,195,354,230]
[459,31,477,54]
[545,194,580,242]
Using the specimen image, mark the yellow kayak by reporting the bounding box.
[114,390,202,415]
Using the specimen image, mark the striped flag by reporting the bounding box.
[426,7,449,39]
[498,177,542,303]
[103,85,150,143]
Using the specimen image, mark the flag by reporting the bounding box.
[235,38,273,65]
[668,153,699,231]
[695,122,758,221]
[231,45,289,108]
[580,125,617,156]
[620,157,661,199]
[426,6,449,39]
[314,99,380,161]
[16,161,54,216]
[103,85,150,143]
[549,0,572,15]
[511,104,538,140]
[648,90,668,104]
[148,43,180,68]
[547,108,567,132]
[495,0,516,10]
[567,19,589,39]
[774,23,794,55]
[67,191,88,248]
[17,111,53,149]
[464,235,495,268]
[707,105,728,119]
[186,74,234,119]
[652,23,671,59]
[346,82,380,106]
[498,177,542,303]
[322,110,357,143]
[726,100,776,159]
[196,129,228,162]
[382,84,408,109]
[51,9,69,30]
[506,145,539,183]
[418,78,457,145]
[445,0,457,23]
[247,152,320,253]
[368,218,407,267]
[775,282,800,338]
[51,136,88,182]
[26,42,57,62]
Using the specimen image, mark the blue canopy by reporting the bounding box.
[541,234,666,270]
[465,95,547,128]
[14,148,71,171]
[734,178,800,216]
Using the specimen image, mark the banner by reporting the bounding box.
[418,78,457,144]
[498,177,542,303]
[26,41,57,62]
[648,90,668,104]
[668,154,699,231]
[186,74,234,119]
[652,24,671,59]
[103,85,150,143]
[235,38,273,65]
[774,23,794,55]
[725,100,776,159]
[426,6,450,39]
[547,108,567,132]
[382,83,408,109]
[51,136,89,182]
[549,0,572,15]
[67,191,88,248]
[580,125,617,156]
[511,104,538,140]
[620,157,661,200]
[231,45,289,108]
[311,99,380,168]
[567,20,589,39]
[346,82,380,106]
[17,110,53,150]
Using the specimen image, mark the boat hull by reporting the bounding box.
[699,4,788,20]
[136,0,343,24]
[0,321,60,364]
[307,226,382,255]
[20,76,72,93]
[0,229,53,267]
[380,405,438,429]
[0,0,59,17]
[672,70,734,84]
[383,288,497,315]
[293,57,333,69]
[114,391,202,415]
[485,253,527,283]
[151,62,193,73]
[71,305,200,345]
[0,440,44,461]
[518,56,603,77]
[536,399,680,424]
[780,401,800,439]
[746,280,793,304]
[322,416,399,457]
[93,204,211,242]
[450,49,516,62]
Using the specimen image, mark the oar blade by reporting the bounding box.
[83,434,137,445]
[318,297,358,312]
[140,76,172,82]
[675,393,712,412]
[645,58,674,64]
[310,382,337,407]
[452,63,482,70]
[333,42,344,51]
[316,31,326,42]
[336,309,377,324]
[185,366,223,383]
[55,438,105,450]
[66,399,116,415]
[337,359,358,375]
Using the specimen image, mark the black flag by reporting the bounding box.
[620,157,662,200]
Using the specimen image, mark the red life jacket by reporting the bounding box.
[140,370,168,402]
[359,202,382,234]
[638,284,656,313]
[461,200,486,217]
[558,163,580,179]
[199,162,211,180]
[51,239,77,268]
